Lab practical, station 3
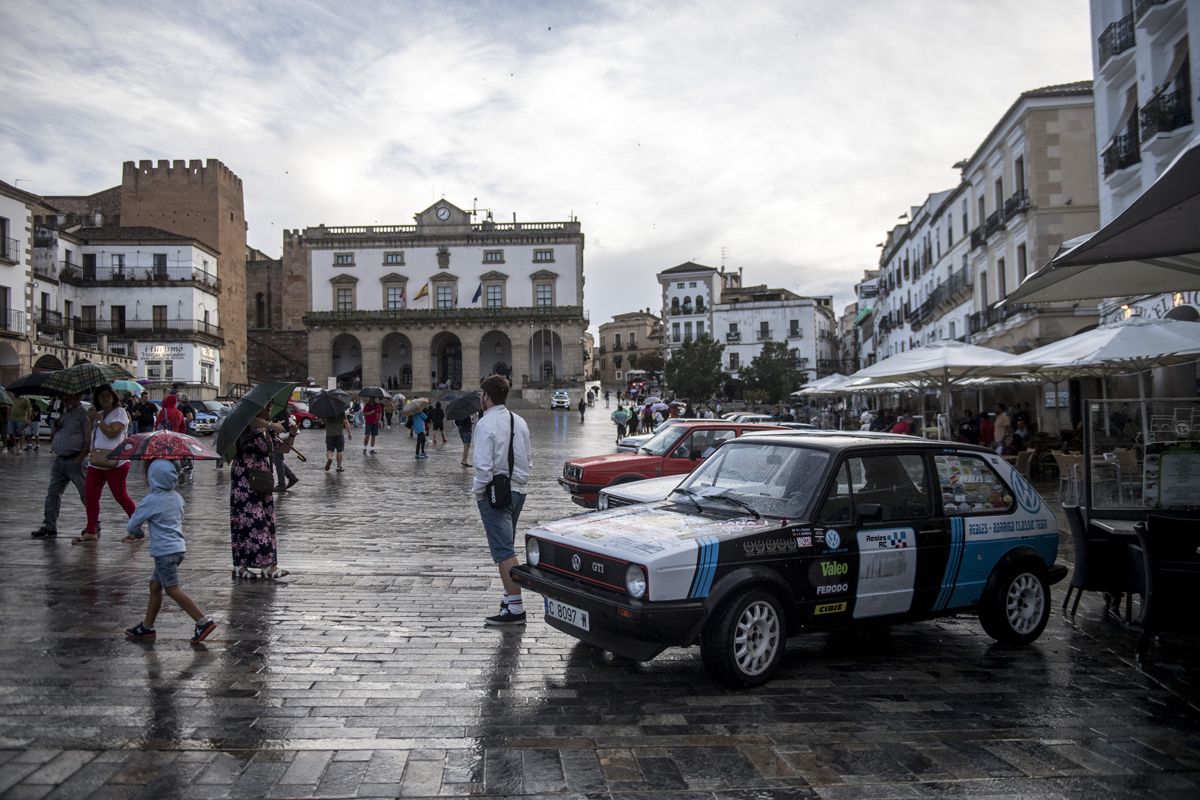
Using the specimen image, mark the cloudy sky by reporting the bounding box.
[1,0,1092,328]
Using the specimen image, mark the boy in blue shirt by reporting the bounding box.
[124,460,217,644]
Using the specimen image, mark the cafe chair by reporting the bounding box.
[1052,452,1082,506]
[1014,449,1033,480]
[1061,505,1126,621]
[1134,514,1200,663]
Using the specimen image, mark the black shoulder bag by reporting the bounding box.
[486,412,515,509]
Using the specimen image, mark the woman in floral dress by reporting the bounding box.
[230,407,289,579]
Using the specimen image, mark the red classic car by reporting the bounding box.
[559,421,783,507]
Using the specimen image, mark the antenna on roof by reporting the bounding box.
[720,246,729,269]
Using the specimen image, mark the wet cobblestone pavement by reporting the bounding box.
[1,410,1198,799]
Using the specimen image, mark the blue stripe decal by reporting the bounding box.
[936,518,964,611]
[699,536,719,597]
[947,518,966,603]
[689,537,718,599]
[934,519,955,610]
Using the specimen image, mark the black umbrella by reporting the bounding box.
[309,389,352,418]
[359,386,387,399]
[5,372,62,396]
[444,392,482,422]
[216,382,297,460]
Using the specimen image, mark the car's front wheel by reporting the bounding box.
[979,561,1050,646]
[701,589,785,688]
[301,418,313,429]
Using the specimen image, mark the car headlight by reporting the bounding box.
[597,494,609,511]
[625,564,647,599]
[526,537,540,567]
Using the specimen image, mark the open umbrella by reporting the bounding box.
[216,382,297,460]
[108,430,221,461]
[26,396,49,412]
[5,372,61,396]
[43,363,135,395]
[309,389,352,418]
[359,386,387,399]
[651,402,670,412]
[794,373,851,396]
[643,396,663,405]
[444,392,482,422]
[1007,133,1200,304]
[0,387,12,406]
[110,379,144,395]
[402,397,430,415]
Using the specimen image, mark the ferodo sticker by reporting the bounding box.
[854,528,916,619]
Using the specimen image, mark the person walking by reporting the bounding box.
[455,413,474,466]
[411,407,429,459]
[577,397,586,424]
[473,374,532,625]
[383,398,394,431]
[230,407,289,579]
[75,385,137,545]
[31,391,90,538]
[611,404,630,443]
[993,403,1012,447]
[362,397,382,453]
[135,396,157,437]
[323,411,351,472]
[24,403,41,451]
[429,401,447,445]
[626,408,638,436]
[123,460,217,644]
[272,405,300,491]
[604,390,610,408]
[8,393,30,453]
[155,394,186,433]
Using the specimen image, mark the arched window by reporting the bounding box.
[671,297,680,314]
[696,295,705,312]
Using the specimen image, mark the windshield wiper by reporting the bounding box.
[706,493,762,519]
[670,486,704,513]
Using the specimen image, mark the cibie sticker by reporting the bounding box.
[814,602,847,615]
[825,530,842,549]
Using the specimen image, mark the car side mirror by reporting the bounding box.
[855,503,884,522]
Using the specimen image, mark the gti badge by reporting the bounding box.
[571,554,582,571]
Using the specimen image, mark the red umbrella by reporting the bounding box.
[107,431,221,461]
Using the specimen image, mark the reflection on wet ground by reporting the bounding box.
[0,410,1197,798]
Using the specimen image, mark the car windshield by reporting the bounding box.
[651,419,680,435]
[292,402,309,413]
[640,425,690,456]
[677,442,830,518]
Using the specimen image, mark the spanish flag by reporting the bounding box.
[414,283,429,301]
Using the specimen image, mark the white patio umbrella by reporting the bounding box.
[844,341,1016,431]
[1003,317,1200,433]
[1007,133,1200,304]
[793,373,851,396]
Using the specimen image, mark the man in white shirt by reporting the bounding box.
[472,374,533,625]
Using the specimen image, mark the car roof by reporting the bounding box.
[725,431,998,456]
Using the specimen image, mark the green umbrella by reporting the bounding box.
[43,363,135,395]
[0,387,12,406]
[110,379,144,395]
[26,395,49,412]
[216,382,297,460]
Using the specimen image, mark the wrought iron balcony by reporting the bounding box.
[1098,13,1135,66]
[1102,131,1141,176]
[0,236,18,263]
[1140,87,1193,141]
[1135,0,1170,22]
[756,329,773,341]
[725,331,741,342]
[0,308,25,336]
[1003,189,1030,220]
[61,263,220,289]
[969,227,985,251]
[37,310,64,332]
[984,210,1005,239]
[72,317,224,341]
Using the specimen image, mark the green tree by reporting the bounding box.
[665,336,724,400]
[741,341,806,403]
[636,351,665,375]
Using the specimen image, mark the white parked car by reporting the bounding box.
[550,390,571,409]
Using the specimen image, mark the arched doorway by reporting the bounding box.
[431,331,463,390]
[34,354,65,372]
[331,333,362,390]
[479,330,512,384]
[0,342,20,384]
[381,332,413,390]
[529,329,564,386]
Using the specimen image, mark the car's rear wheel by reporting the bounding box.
[701,589,785,688]
[979,561,1049,645]
[301,418,313,429]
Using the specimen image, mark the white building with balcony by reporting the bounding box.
[657,262,725,356]
[1091,0,1199,324]
[714,287,835,381]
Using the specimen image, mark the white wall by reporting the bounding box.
[0,193,30,324]
[310,242,581,311]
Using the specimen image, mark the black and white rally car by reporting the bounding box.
[513,433,1066,688]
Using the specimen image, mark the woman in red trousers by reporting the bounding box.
[74,385,137,545]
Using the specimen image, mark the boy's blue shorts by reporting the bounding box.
[151,552,185,588]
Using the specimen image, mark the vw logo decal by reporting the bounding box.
[1009,470,1042,514]
[825,530,841,550]
[571,554,582,571]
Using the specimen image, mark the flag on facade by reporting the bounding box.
[471,283,482,304]
[414,283,429,301]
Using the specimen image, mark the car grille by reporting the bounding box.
[562,463,583,481]
[603,495,632,508]
[540,540,627,594]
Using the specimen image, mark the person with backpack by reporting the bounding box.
[610,404,630,444]
[155,394,186,433]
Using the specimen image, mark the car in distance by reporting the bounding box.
[288,401,324,429]
[559,421,783,508]
[517,433,1066,688]
[550,390,571,410]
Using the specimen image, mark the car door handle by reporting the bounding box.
[919,528,942,536]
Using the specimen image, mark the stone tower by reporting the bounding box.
[119,159,248,388]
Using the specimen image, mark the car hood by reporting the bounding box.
[602,474,683,503]
[530,503,778,559]
[569,452,659,471]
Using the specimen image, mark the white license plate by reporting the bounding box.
[544,597,590,631]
